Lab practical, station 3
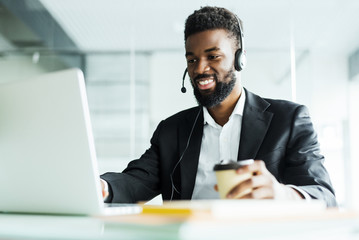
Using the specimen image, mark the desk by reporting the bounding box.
[0,213,181,240]
[1,208,359,240]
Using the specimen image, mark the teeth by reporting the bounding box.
[199,79,213,85]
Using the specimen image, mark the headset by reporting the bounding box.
[181,14,246,93]
[234,15,246,72]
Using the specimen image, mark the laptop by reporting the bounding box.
[0,68,141,216]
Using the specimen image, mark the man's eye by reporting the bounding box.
[187,59,196,63]
[208,55,219,60]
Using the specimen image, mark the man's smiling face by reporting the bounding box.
[185,29,238,108]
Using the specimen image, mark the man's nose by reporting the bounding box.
[194,60,210,74]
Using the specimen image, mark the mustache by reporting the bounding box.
[193,74,216,82]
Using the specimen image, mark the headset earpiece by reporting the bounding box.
[235,49,246,71]
[234,15,246,72]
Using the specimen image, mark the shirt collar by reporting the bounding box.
[203,88,246,126]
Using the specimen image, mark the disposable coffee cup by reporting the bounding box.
[213,159,254,199]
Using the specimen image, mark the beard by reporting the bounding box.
[192,69,236,108]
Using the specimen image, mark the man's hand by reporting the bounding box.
[100,179,109,200]
[216,160,304,200]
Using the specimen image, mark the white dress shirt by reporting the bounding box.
[191,89,246,199]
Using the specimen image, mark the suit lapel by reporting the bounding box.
[178,107,203,199]
[238,89,273,160]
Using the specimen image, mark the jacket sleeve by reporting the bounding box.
[283,105,337,207]
[100,121,164,203]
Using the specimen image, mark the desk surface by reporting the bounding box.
[1,206,359,240]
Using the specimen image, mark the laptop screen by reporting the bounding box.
[0,68,104,215]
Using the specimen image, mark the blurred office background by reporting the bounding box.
[1,0,358,208]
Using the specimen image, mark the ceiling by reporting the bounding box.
[37,0,359,56]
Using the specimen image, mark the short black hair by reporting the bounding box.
[184,6,243,48]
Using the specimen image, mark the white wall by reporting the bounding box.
[242,50,292,101]
[348,77,359,209]
[149,51,196,131]
[300,52,349,206]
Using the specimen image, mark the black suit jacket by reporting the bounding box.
[101,89,337,207]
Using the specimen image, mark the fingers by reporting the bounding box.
[100,179,109,199]
[238,187,275,199]
[224,160,298,200]
[102,189,109,199]
[235,160,267,176]
[226,160,280,199]
[227,174,273,199]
